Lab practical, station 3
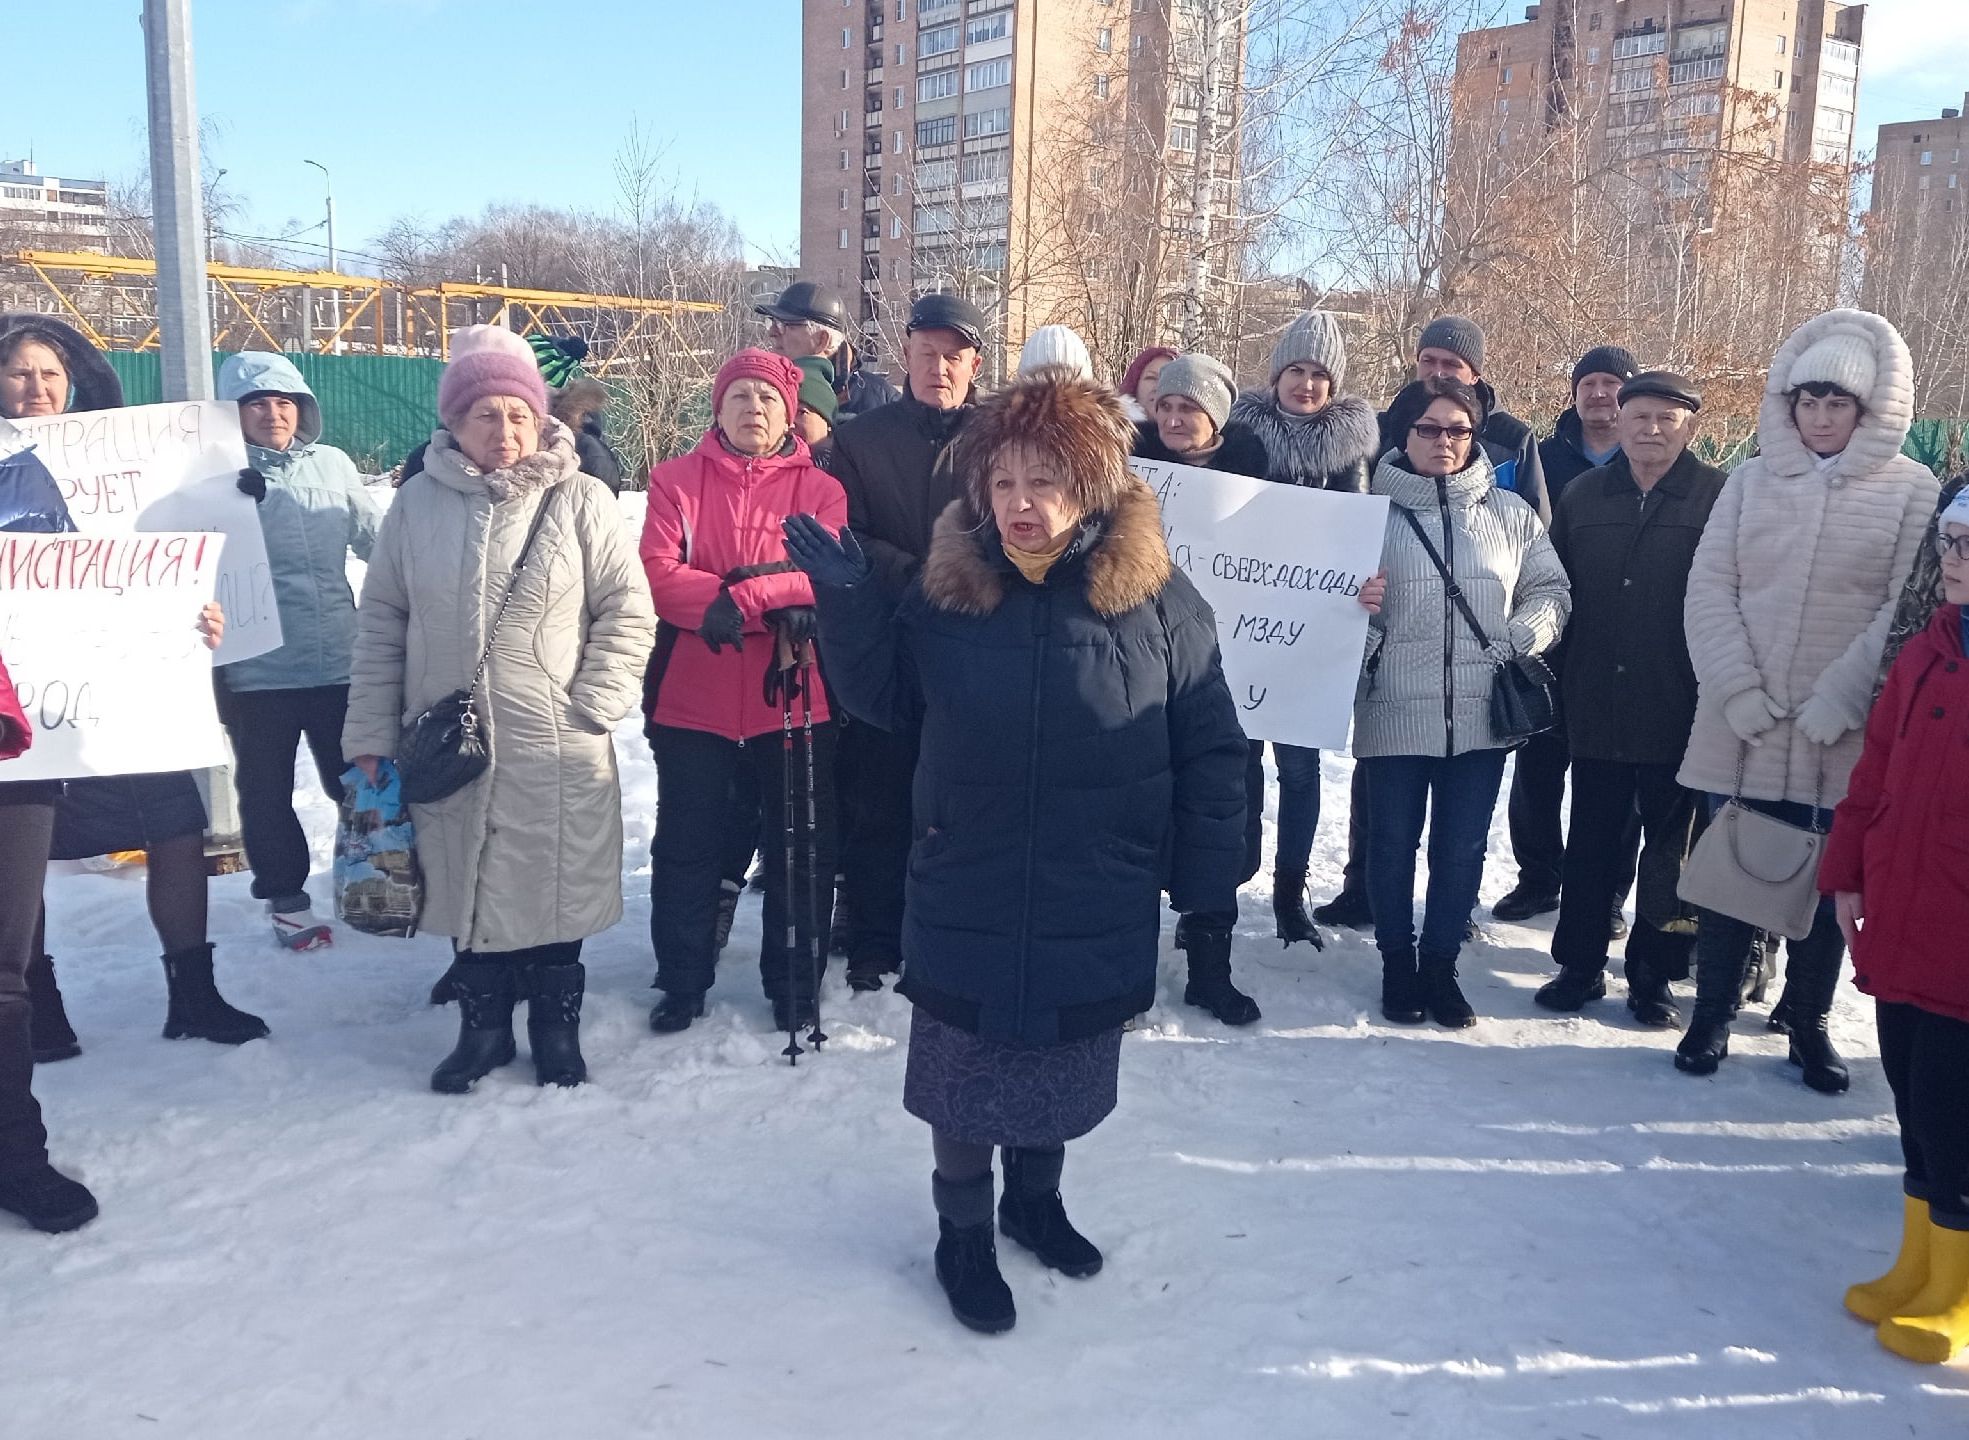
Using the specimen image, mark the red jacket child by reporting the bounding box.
[1820,603,1969,1024]
[0,653,31,762]
[641,415,847,743]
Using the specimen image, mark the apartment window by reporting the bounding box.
[841,68,850,89]
[967,57,1011,90]
[896,0,904,16]
[894,128,905,153]
[838,227,850,249]
[842,27,852,47]
[841,108,851,129]
[964,106,1010,139]
[918,70,957,101]
[1919,176,1931,191]
[1132,33,1144,54]
[1094,73,1110,98]
[838,188,848,210]
[839,149,850,171]
[960,149,1009,183]
[1955,149,1963,163]
[965,12,1009,44]
[1497,98,1510,115]
[1500,65,1512,86]
[1097,26,1113,52]
[921,23,959,56]
[896,43,907,64]
[889,256,901,281]
[1169,122,1196,151]
[1587,45,1599,63]
[891,215,904,238]
[895,86,905,109]
[1922,150,1934,166]
[1952,174,1961,189]
[1775,35,1785,54]
[1589,11,1602,29]
[917,114,958,146]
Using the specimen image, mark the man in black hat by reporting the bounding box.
[756,280,899,420]
[1493,344,1645,926]
[824,292,988,991]
[1534,371,1725,1027]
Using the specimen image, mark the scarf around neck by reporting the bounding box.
[1003,526,1076,584]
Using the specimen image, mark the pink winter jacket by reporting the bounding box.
[640,430,848,741]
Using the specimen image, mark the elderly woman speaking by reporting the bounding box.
[785,370,1247,1336]
[345,326,654,1094]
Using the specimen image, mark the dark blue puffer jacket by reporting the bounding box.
[817,480,1247,1044]
[0,444,74,533]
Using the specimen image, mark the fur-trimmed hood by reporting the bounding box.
[1228,391,1381,487]
[421,418,582,502]
[947,370,1140,519]
[920,477,1173,619]
[551,376,611,433]
[1758,308,1916,483]
[0,312,123,412]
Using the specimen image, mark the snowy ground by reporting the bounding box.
[6,497,1965,1437]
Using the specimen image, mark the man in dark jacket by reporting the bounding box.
[1378,316,1549,524]
[756,279,899,421]
[1494,344,1641,923]
[824,292,987,989]
[1533,372,1726,1026]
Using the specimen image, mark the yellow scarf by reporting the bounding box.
[1003,527,1076,584]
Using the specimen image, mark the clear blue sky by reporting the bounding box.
[0,0,1955,278]
[5,0,804,271]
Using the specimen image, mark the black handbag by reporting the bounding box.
[396,489,560,806]
[1396,506,1557,747]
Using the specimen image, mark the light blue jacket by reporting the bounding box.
[217,352,383,691]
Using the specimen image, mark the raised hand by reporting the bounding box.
[781,513,869,588]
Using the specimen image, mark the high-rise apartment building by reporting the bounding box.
[1457,0,1863,196]
[1865,95,1969,414]
[799,0,1244,373]
[0,159,110,252]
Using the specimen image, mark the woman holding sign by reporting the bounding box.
[0,312,267,1057]
[786,368,1247,1334]
[1358,376,1570,1028]
[344,327,654,1093]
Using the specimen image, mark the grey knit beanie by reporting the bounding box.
[1418,314,1486,374]
[1268,310,1348,389]
[1155,353,1237,433]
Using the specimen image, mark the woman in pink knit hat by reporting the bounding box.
[343,324,655,1094]
[641,347,847,1044]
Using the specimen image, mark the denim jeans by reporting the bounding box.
[1364,749,1510,963]
[1270,742,1323,874]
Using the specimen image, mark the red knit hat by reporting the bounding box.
[713,348,802,421]
[1120,345,1179,399]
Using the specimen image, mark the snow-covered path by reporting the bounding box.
[6,730,1963,1440]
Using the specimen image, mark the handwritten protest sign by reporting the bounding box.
[0,531,228,781]
[1131,458,1389,751]
[0,401,281,664]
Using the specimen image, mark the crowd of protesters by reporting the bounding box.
[1,284,1965,1362]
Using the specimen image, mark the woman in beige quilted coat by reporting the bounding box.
[344,326,654,1094]
[1675,309,1938,1088]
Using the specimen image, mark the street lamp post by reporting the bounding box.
[204,166,226,340]
[304,158,338,351]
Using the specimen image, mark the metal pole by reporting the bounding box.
[141,0,213,400]
[305,159,338,352]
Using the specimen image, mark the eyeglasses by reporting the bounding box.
[1936,532,1969,562]
[1411,422,1475,442]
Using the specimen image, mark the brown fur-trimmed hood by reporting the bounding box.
[920,476,1173,618]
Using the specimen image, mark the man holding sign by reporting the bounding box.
[0,313,268,1055]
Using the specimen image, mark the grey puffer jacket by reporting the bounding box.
[1355,450,1571,758]
[342,421,655,952]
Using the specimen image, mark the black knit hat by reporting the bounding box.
[1618,370,1702,413]
[1571,345,1639,392]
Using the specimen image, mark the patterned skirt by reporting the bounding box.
[902,1005,1123,1148]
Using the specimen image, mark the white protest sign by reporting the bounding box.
[1131,458,1389,751]
[0,532,228,781]
[0,401,281,664]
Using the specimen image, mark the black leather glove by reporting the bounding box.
[237,467,267,503]
[698,588,745,653]
[765,605,817,646]
[781,514,871,588]
[763,655,807,709]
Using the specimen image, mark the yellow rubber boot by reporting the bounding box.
[1877,1224,1969,1365]
[1845,1195,1932,1323]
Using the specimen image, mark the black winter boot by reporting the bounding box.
[1419,954,1476,1028]
[1778,925,1849,1095]
[26,955,80,1063]
[1675,934,1745,1075]
[1623,956,1684,1030]
[772,993,818,1033]
[1380,950,1425,1024]
[160,945,269,1045]
[999,1148,1102,1278]
[1312,888,1373,929]
[1491,884,1560,922]
[431,963,518,1093]
[0,1162,98,1234]
[526,962,588,1087]
[649,991,706,1033]
[933,1171,1015,1334]
[428,959,461,1007]
[1271,870,1324,949]
[1534,965,1607,1013]
[1180,924,1261,1026]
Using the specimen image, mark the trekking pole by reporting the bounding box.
[777,630,802,1065]
[799,638,827,1051]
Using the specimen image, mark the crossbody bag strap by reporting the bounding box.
[468,484,561,694]
[1397,504,1494,651]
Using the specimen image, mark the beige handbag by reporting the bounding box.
[1675,748,1825,940]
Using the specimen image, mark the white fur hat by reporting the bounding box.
[1017,324,1093,380]
[1787,330,1877,402]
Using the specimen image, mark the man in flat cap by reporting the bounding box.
[1535,372,1726,1028]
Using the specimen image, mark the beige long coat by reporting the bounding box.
[343,422,655,952]
[1679,310,1939,808]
